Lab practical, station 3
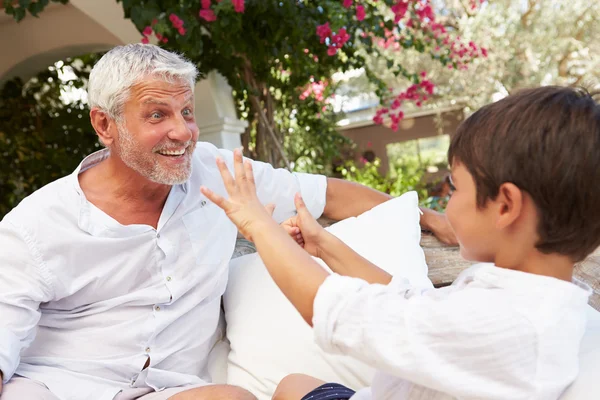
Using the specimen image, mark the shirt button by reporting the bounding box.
[154,306,161,311]
[145,347,151,353]
[166,276,172,282]
[156,233,161,239]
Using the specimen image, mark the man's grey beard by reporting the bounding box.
[112,124,195,185]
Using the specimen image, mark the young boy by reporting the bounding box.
[200,86,599,400]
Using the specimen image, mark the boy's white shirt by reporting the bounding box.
[313,263,591,400]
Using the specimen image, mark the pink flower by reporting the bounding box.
[201,0,211,8]
[143,26,153,36]
[232,0,245,13]
[162,37,169,43]
[178,27,186,35]
[141,36,150,44]
[356,5,365,21]
[169,14,184,28]
[316,22,331,43]
[151,18,158,26]
[391,1,409,23]
[343,0,353,8]
[199,9,217,21]
[327,47,338,56]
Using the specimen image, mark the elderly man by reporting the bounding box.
[0,44,454,400]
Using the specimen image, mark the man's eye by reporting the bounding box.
[182,109,192,117]
[151,112,162,119]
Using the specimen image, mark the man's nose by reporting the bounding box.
[168,115,193,143]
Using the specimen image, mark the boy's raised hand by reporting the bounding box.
[200,149,275,242]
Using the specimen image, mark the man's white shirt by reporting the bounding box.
[0,143,327,400]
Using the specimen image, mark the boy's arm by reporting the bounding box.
[318,231,392,285]
[251,217,329,326]
[290,195,393,285]
[312,275,538,399]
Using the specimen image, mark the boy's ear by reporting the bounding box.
[90,108,116,147]
[495,182,523,230]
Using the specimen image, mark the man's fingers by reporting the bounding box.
[215,157,238,196]
[200,186,230,211]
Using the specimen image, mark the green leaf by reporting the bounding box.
[14,7,26,22]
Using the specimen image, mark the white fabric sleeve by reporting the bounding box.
[312,274,538,399]
[0,221,53,383]
[217,149,327,223]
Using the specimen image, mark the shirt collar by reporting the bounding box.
[71,149,189,237]
[472,263,592,304]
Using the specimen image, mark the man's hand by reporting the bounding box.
[200,149,274,242]
[281,194,327,258]
[420,207,458,246]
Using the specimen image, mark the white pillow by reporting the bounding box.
[223,191,432,399]
[559,305,600,400]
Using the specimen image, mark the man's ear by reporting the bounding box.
[495,182,523,230]
[90,108,116,147]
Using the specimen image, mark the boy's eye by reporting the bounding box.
[448,181,456,192]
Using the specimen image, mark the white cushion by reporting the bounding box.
[223,192,431,399]
[559,305,600,400]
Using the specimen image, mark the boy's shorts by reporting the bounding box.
[301,382,356,400]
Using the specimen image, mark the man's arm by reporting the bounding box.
[323,178,457,245]
[0,221,51,387]
[1,370,3,393]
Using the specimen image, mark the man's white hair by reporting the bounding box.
[88,44,198,120]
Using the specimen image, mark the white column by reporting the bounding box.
[194,72,247,150]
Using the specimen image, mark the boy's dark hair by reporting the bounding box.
[448,86,600,262]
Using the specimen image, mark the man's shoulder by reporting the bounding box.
[192,141,224,161]
[3,174,76,228]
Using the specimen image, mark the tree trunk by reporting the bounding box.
[241,61,290,169]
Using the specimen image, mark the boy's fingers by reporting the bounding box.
[244,160,257,193]
[200,186,230,211]
[232,148,247,187]
[294,193,311,216]
[215,157,237,195]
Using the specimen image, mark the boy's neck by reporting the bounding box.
[495,250,574,282]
